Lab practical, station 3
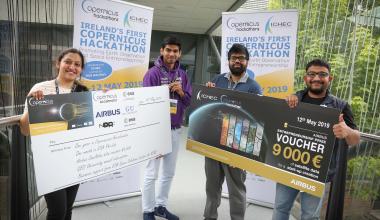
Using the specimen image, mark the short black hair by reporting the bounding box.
[161,35,181,51]
[305,59,331,72]
[228,44,249,61]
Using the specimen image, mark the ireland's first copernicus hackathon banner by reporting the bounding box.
[73,0,153,91]
[221,10,298,98]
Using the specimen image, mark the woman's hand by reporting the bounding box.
[28,90,44,100]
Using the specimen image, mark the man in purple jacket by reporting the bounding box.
[142,35,192,220]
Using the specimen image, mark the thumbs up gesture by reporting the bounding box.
[333,114,350,139]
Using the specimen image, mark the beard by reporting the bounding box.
[307,81,327,95]
[229,63,246,76]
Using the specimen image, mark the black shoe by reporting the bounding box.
[143,212,156,220]
[154,206,179,220]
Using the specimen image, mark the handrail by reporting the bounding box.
[0,115,21,126]
[0,115,379,142]
[360,132,380,143]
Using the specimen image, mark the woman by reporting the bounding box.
[20,48,88,220]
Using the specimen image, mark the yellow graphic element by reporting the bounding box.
[30,121,68,136]
[170,99,178,114]
[170,107,177,114]
[312,155,322,169]
[284,122,288,128]
[187,139,325,197]
[81,64,148,90]
[256,69,294,99]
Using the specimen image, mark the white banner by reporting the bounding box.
[73,0,153,90]
[221,10,298,99]
[28,86,171,195]
[75,165,141,206]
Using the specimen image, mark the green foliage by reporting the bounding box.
[347,156,380,201]
[269,0,380,133]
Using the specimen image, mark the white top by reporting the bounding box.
[24,80,72,113]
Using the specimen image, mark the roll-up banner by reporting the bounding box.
[221,10,298,99]
[72,0,153,204]
[221,10,298,206]
[73,0,153,90]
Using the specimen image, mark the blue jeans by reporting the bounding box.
[272,183,325,220]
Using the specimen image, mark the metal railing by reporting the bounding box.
[0,115,379,220]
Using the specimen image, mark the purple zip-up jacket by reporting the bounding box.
[143,56,192,129]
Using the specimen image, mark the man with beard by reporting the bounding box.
[204,43,262,220]
[272,59,360,220]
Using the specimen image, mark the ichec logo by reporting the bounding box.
[124,9,148,27]
[265,16,292,34]
[28,98,53,107]
[196,90,218,101]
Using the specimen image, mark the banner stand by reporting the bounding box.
[74,191,141,207]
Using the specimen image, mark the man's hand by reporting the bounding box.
[205,82,215,87]
[285,94,298,108]
[333,114,351,139]
[170,81,184,97]
[28,90,44,100]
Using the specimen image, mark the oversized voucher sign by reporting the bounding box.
[221,10,298,98]
[187,85,339,197]
[73,0,153,90]
[28,86,171,195]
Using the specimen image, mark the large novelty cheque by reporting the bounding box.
[187,85,339,197]
[28,86,171,196]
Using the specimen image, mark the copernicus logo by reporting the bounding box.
[226,17,259,32]
[92,92,118,103]
[96,109,120,118]
[124,9,148,27]
[220,95,241,108]
[196,90,218,101]
[265,16,292,34]
[81,0,119,21]
[28,98,53,107]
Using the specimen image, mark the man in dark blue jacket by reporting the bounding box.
[204,43,262,220]
[272,59,360,220]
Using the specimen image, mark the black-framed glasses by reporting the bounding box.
[306,71,329,78]
[230,55,247,62]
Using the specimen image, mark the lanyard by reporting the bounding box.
[55,79,77,94]
[160,67,180,99]
[160,67,179,83]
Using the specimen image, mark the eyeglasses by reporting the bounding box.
[230,55,247,62]
[306,71,329,78]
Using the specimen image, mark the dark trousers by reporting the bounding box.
[44,184,79,220]
[204,157,246,220]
